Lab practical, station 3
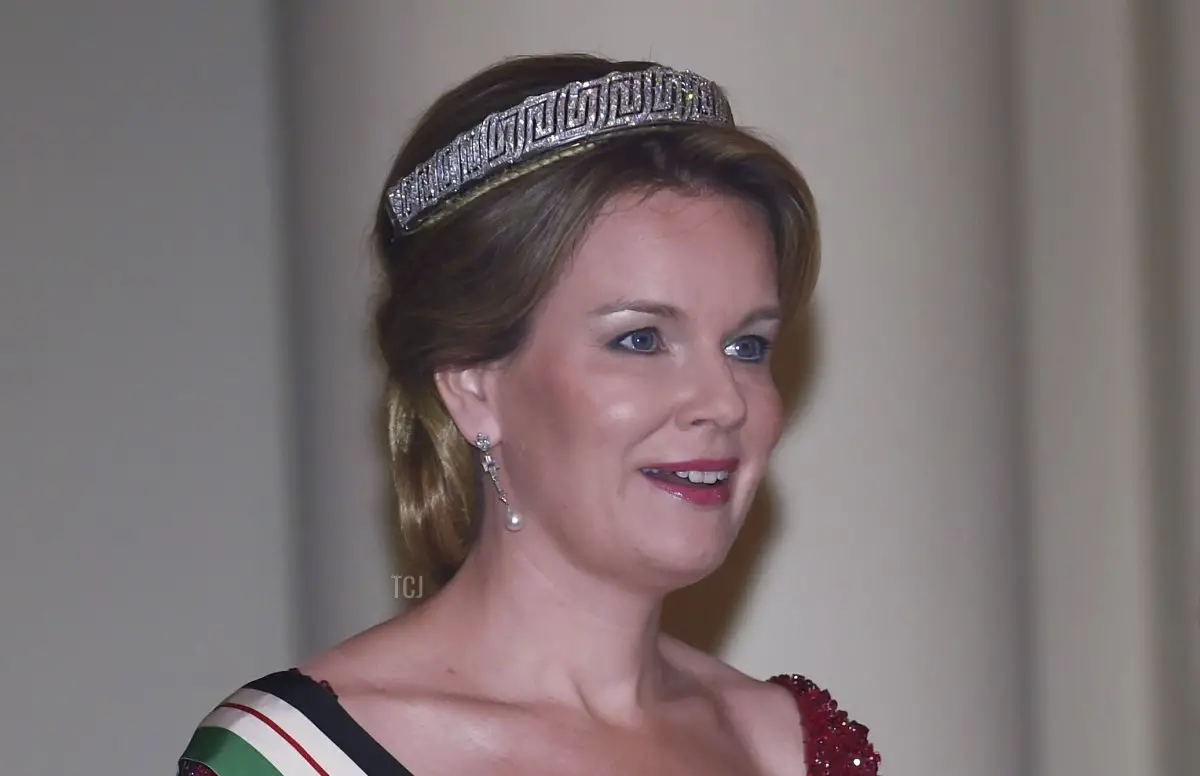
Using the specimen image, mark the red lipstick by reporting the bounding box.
[640,459,738,507]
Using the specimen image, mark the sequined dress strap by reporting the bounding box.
[768,674,880,775]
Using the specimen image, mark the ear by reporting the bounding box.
[434,364,503,445]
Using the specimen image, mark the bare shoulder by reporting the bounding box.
[299,647,504,776]
[670,640,883,776]
[662,638,807,775]
[297,621,401,697]
[295,619,468,743]
[663,637,881,775]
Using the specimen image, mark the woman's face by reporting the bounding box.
[489,188,785,588]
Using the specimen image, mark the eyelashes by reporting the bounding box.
[723,335,772,363]
[612,328,662,354]
[608,327,773,363]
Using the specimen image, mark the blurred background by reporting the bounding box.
[1,2,1196,774]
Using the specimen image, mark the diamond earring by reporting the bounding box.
[474,432,522,532]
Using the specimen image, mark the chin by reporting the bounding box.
[631,516,741,589]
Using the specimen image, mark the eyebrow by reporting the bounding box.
[588,299,782,328]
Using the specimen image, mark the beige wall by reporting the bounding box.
[1017,2,1199,773]
[0,3,293,775]
[1016,3,1162,774]
[1,2,1194,775]
[1174,0,1200,759]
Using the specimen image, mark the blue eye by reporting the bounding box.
[724,335,772,363]
[612,328,662,353]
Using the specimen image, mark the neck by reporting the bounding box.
[415,520,673,723]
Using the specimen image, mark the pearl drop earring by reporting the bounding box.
[474,432,523,532]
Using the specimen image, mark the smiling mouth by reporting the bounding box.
[641,468,730,485]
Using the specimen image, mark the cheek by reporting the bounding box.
[531,346,669,429]
[502,371,576,459]
[745,376,785,453]
[587,378,666,431]
[501,358,663,475]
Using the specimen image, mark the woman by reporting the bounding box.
[178,54,880,775]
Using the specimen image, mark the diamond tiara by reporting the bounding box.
[385,65,735,233]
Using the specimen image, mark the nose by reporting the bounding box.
[676,355,749,431]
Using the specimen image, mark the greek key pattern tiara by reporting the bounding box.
[386,66,734,232]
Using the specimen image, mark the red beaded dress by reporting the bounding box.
[177,669,879,775]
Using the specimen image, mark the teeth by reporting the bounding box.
[671,470,730,484]
[642,467,731,484]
